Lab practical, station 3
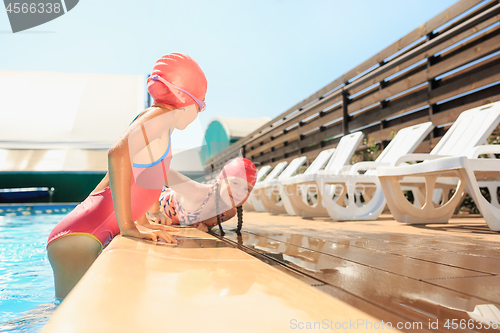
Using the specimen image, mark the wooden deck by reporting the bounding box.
[216,212,500,332]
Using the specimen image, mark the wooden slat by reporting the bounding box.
[299,123,344,150]
[429,30,500,79]
[349,36,500,118]
[430,56,500,105]
[436,86,500,120]
[299,108,343,134]
[349,88,429,130]
[350,3,500,92]
[342,0,486,85]
[248,108,342,157]
[246,94,343,152]
[348,64,427,113]
[348,5,500,96]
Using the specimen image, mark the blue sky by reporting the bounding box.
[0,0,458,149]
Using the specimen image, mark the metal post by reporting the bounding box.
[426,32,437,147]
[342,90,350,135]
[146,74,151,108]
[49,187,54,203]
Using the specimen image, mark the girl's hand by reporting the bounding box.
[122,224,178,244]
[191,222,208,232]
[140,218,179,232]
[147,211,173,226]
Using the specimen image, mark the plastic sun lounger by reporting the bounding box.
[253,156,308,214]
[378,102,500,230]
[249,161,288,212]
[281,132,364,218]
[316,122,434,221]
[42,231,389,333]
[279,148,336,217]
[242,165,272,211]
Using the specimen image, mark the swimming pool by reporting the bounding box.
[0,205,75,332]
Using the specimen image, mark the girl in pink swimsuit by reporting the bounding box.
[47,53,208,299]
[143,158,257,235]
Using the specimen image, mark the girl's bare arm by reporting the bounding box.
[108,107,178,243]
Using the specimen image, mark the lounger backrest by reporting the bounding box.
[325,131,364,174]
[264,161,288,181]
[376,122,434,164]
[256,166,272,182]
[303,148,336,175]
[431,102,500,156]
[278,156,308,180]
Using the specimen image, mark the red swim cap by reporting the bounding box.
[218,157,257,188]
[147,53,207,108]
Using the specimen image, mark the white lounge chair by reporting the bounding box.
[281,132,364,217]
[279,148,336,216]
[249,161,288,212]
[316,122,434,221]
[378,102,500,230]
[243,165,271,211]
[253,156,308,214]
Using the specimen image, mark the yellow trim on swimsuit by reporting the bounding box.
[48,232,104,253]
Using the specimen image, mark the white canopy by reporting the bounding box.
[0,70,145,150]
[0,70,144,172]
[209,116,271,140]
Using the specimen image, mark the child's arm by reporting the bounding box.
[166,168,206,201]
[144,199,174,226]
[108,107,177,243]
[190,208,237,232]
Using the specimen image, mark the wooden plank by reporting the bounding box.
[348,65,428,113]
[368,115,432,144]
[260,107,481,166]
[248,107,342,157]
[427,29,500,80]
[246,94,342,152]
[248,232,491,280]
[385,108,430,129]
[434,0,499,35]
[428,276,500,302]
[244,89,343,152]
[223,228,498,331]
[342,0,486,86]
[299,108,343,134]
[250,128,300,157]
[435,87,500,121]
[300,123,344,149]
[430,57,500,105]
[255,142,299,162]
[361,88,500,145]
[349,88,429,130]
[349,83,386,108]
[350,49,500,120]
[347,3,500,93]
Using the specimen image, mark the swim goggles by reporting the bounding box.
[151,74,206,112]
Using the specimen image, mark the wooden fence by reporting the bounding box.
[204,0,500,173]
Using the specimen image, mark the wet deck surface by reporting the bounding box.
[214,212,500,332]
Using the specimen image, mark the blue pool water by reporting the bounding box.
[0,205,75,332]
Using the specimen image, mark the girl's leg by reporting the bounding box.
[47,235,101,299]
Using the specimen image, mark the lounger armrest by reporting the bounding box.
[394,154,448,166]
[468,145,500,159]
[349,162,390,175]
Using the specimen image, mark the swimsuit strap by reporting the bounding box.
[177,180,221,226]
[193,179,220,215]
